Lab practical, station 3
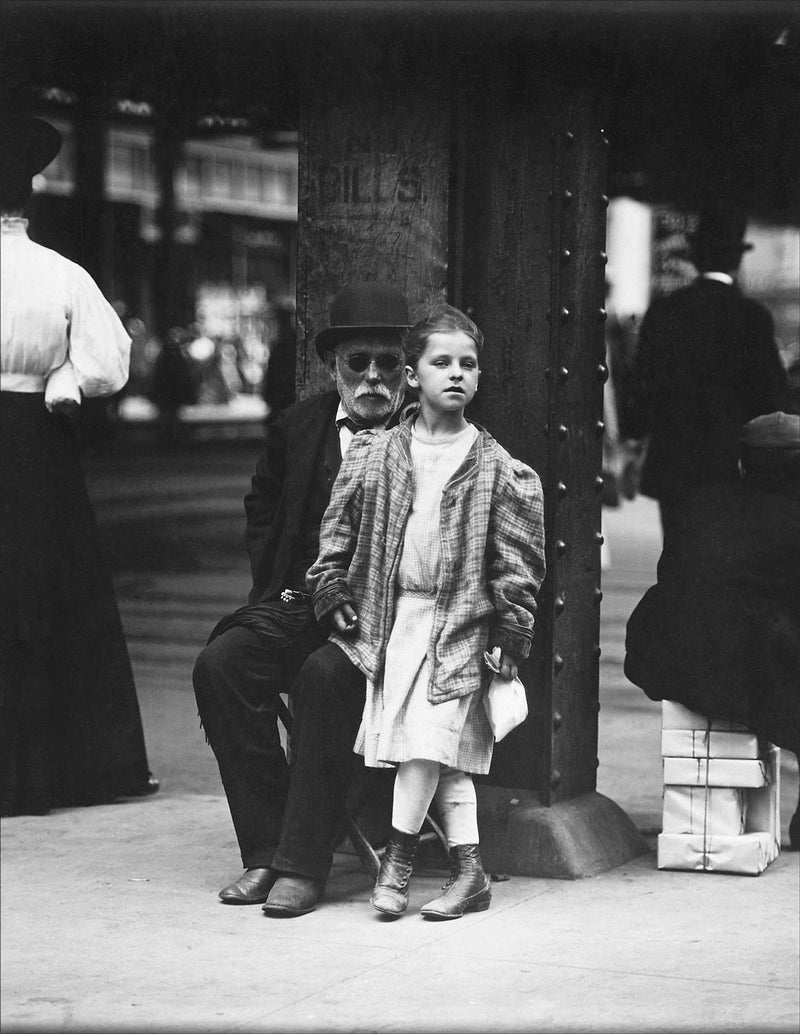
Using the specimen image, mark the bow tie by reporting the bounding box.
[337,417,366,433]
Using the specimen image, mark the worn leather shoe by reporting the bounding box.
[420,844,491,920]
[370,829,420,917]
[218,868,277,905]
[261,875,321,917]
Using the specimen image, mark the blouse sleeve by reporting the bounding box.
[67,265,131,397]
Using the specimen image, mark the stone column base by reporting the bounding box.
[475,786,650,878]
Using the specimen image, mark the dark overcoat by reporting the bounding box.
[624,480,800,754]
[623,278,793,502]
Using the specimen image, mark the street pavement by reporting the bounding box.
[1,435,798,1034]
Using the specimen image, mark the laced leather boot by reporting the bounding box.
[420,844,492,920]
[370,828,420,916]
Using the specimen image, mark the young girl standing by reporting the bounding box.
[307,304,546,919]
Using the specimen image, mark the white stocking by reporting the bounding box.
[434,766,479,847]
[392,758,441,835]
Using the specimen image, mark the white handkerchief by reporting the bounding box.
[482,650,528,742]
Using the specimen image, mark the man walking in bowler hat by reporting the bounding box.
[621,199,794,545]
[193,282,413,916]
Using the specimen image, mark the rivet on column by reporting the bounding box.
[555,539,567,557]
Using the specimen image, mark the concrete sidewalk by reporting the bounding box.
[1,794,797,1033]
[1,449,798,1033]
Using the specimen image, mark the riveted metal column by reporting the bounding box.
[454,57,554,792]
[457,65,609,803]
[460,55,646,873]
[294,26,646,874]
[541,102,610,805]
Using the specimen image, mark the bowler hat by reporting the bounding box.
[0,116,62,186]
[315,283,411,359]
[688,201,753,253]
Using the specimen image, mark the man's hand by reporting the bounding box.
[331,603,359,635]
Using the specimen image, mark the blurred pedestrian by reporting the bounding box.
[624,411,800,849]
[0,114,158,816]
[112,300,152,400]
[621,199,795,545]
[262,297,297,418]
[149,324,198,444]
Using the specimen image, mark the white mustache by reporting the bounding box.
[354,386,392,399]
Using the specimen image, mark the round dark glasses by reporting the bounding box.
[339,353,402,373]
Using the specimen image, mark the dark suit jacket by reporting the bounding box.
[243,389,415,607]
[244,390,342,605]
[623,278,793,502]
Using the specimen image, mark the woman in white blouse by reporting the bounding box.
[0,114,157,816]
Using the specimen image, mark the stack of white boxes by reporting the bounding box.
[658,701,781,875]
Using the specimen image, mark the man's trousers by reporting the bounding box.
[193,623,366,882]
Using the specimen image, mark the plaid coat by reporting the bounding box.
[307,420,546,704]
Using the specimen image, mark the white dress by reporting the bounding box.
[1,217,152,816]
[355,421,495,774]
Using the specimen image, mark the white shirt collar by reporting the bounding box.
[335,402,391,457]
[701,272,735,286]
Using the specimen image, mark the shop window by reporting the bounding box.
[214,159,233,196]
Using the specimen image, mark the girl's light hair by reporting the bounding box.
[403,304,484,369]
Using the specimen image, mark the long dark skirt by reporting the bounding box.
[0,391,153,815]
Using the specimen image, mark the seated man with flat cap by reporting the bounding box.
[194,282,413,913]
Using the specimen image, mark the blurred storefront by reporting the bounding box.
[28,114,298,433]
